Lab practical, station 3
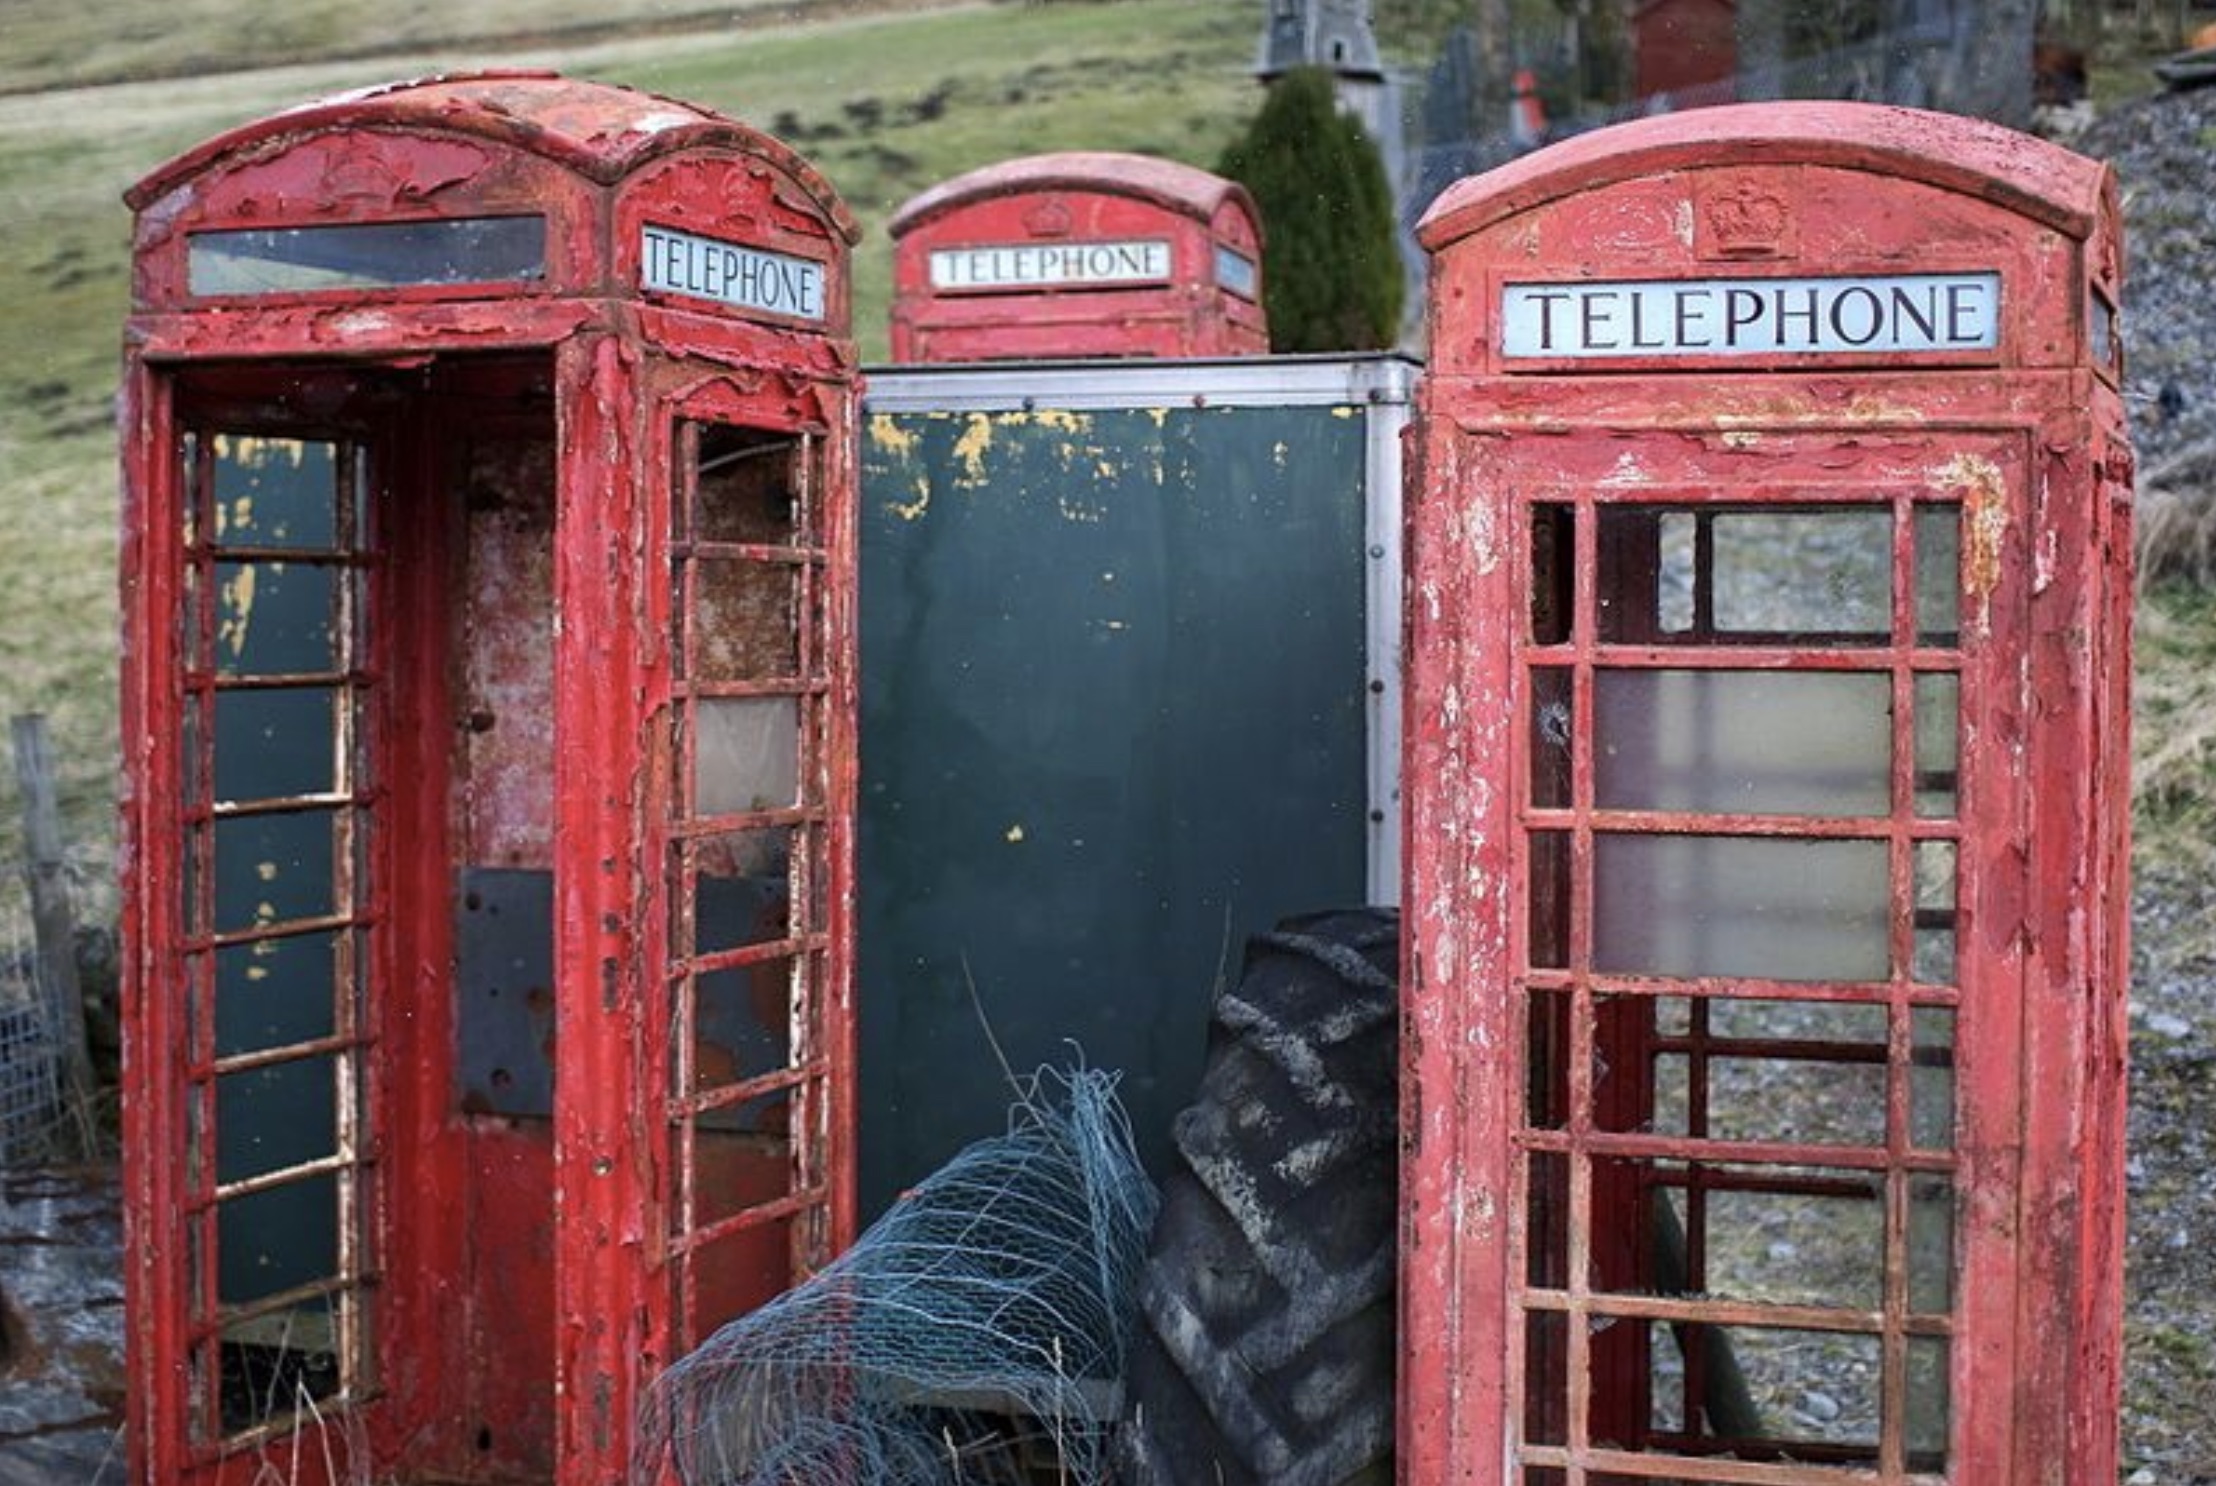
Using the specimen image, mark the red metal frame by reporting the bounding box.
[1405,104,2130,1484]
[888,151,1268,361]
[120,75,860,1486]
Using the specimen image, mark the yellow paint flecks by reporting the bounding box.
[217,565,258,659]
[951,413,997,485]
[868,413,921,459]
[885,479,932,523]
[1004,824,1026,844]
[1330,405,1360,421]
[1026,408,1090,435]
[1057,497,1106,526]
[256,861,278,882]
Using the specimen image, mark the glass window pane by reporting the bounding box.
[1907,1336,1951,1467]
[1525,1309,1569,1446]
[1594,834,1890,982]
[1595,670,1891,817]
[1907,1174,1955,1315]
[1916,504,1961,646]
[1910,1006,1955,1150]
[213,809,337,935]
[1915,672,1959,818]
[215,934,338,1058]
[1598,507,1892,645]
[217,1173,338,1306]
[1526,990,1568,1130]
[1527,1151,1569,1290]
[1528,830,1570,970]
[190,217,544,297]
[695,697,799,816]
[1531,667,1573,809]
[694,559,800,681]
[215,561,339,677]
[1532,503,1574,645]
[211,436,336,551]
[1914,840,1957,983]
[1710,510,1891,636]
[214,688,336,803]
[217,1056,336,1186]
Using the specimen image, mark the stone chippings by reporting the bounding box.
[2079,84,2216,476]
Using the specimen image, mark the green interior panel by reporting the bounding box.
[859,398,1374,1216]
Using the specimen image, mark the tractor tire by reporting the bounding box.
[1116,907,1400,1486]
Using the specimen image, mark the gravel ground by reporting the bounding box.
[2078,84,2216,481]
[2074,80,2216,1484]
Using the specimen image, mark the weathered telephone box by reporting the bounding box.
[1404,105,2131,1482]
[118,75,859,1485]
[888,152,1268,361]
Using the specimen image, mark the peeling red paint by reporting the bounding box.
[120,74,859,1486]
[888,152,1268,361]
[1406,103,2130,1484]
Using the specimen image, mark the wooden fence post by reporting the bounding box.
[10,713,97,1119]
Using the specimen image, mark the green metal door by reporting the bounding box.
[858,358,1411,1213]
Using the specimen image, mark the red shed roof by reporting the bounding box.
[126,70,858,241]
[1417,101,2109,251]
[889,151,1259,242]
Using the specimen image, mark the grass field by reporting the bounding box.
[0,0,1257,864]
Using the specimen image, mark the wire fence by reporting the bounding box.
[0,714,114,1167]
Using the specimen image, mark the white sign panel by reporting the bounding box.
[641,224,825,322]
[929,239,1173,292]
[1501,272,2000,359]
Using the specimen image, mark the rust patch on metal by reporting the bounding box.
[1938,451,2009,637]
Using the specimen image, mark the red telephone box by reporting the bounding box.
[118,74,860,1485]
[887,152,1268,361]
[1403,104,2131,1482]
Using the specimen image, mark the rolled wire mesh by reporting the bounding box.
[635,1065,1159,1486]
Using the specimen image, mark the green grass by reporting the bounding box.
[2135,583,2216,892]
[0,0,1259,868]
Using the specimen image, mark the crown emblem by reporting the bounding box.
[1703,182,1792,260]
[1023,199,1074,238]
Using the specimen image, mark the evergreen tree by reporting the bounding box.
[1217,68,1404,353]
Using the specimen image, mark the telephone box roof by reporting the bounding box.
[889,151,1260,244]
[1417,100,2110,252]
[126,70,858,241]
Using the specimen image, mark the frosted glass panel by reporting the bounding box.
[1595,669,1890,817]
[1594,833,1889,981]
[695,696,799,816]
[1711,510,1891,634]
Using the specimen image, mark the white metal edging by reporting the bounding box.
[861,353,1420,413]
[1361,363,1413,908]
